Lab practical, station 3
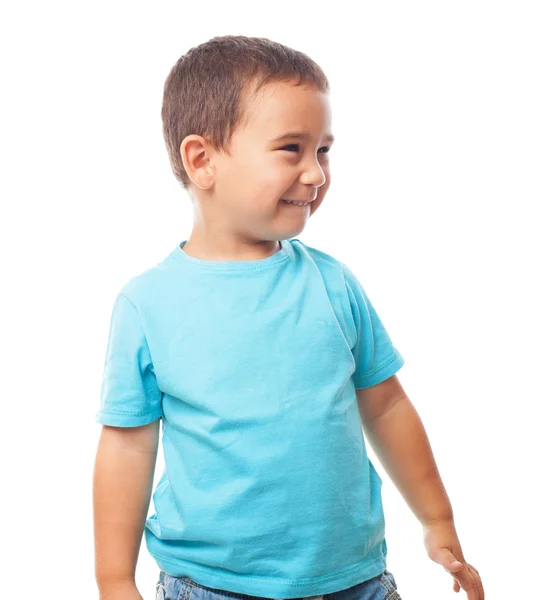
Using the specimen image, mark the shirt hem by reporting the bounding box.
[148,547,388,599]
[95,409,162,427]
[353,351,405,389]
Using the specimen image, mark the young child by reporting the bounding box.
[93,35,484,600]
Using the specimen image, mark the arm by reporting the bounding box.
[357,376,486,598]
[93,419,160,596]
[356,375,454,526]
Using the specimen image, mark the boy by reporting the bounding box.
[93,35,484,600]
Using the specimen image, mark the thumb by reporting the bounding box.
[436,550,463,572]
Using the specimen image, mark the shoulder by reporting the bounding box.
[116,253,179,309]
[288,238,359,346]
[288,238,347,276]
[288,238,360,297]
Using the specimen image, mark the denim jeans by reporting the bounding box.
[155,569,402,600]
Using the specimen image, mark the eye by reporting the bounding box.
[281,144,331,154]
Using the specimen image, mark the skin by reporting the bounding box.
[358,376,485,598]
[178,79,333,261]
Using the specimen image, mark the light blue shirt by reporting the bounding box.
[96,237,405,598]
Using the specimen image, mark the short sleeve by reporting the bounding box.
[95,293,163,427]
[342,264,405,389]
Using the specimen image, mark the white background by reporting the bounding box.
[2,1,559,598]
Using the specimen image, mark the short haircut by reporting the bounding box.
[161,35,330,190]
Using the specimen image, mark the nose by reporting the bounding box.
[300,157,327,188]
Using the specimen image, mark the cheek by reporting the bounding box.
[241,183,284,214]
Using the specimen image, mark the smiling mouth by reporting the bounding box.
[281,199,312,207]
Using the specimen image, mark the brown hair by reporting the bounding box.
[161,35,330,190]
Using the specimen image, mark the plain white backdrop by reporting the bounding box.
[2,1,558,598]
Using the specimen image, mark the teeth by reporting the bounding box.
[283,200,308,206]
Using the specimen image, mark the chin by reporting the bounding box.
[285,222,308,238]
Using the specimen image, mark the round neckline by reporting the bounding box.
[171,238,291,271]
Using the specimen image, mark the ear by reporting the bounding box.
[180,134,215,189]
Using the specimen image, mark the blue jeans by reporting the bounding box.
[155,570,402,600]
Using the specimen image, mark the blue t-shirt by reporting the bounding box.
[96,237,405,599]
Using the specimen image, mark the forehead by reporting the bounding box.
[242,80,333,139]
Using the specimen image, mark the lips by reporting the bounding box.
[281,198,315,205]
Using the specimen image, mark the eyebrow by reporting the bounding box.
[269,132,335,144]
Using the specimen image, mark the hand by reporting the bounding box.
[422,518,484,599]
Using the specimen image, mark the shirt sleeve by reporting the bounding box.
[342,264,405,389]
[95,292,163,427]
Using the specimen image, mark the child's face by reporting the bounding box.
[185,80,334,241]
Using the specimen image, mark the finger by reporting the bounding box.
[471,568,484,600]
[467,562,481,579]
[456,566,483,600]
[463,563,484,599]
